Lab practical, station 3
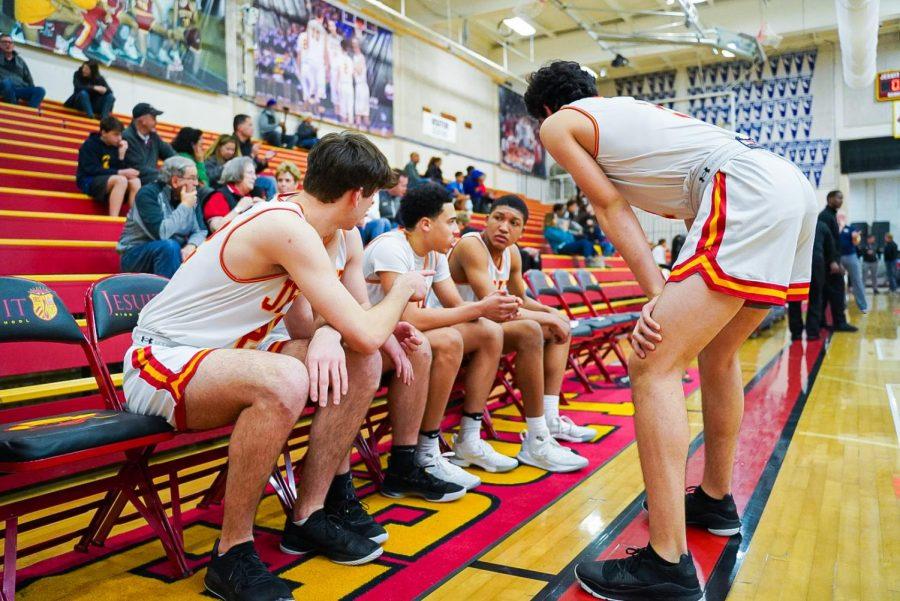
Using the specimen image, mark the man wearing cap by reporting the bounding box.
[123,102,176,185]
[258,98,295,149]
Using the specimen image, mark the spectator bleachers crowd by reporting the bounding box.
[0,31,651,600]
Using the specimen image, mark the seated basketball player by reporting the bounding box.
[441,195,596,472]
[526,61,816,600]
[363,183,530,490]
[123,133,431,601]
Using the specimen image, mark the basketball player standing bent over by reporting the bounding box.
[526,61,817,600]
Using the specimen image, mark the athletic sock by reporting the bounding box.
[459,412,482,442]
[526,416,550,440]
[388,445,417,476]
[416,430,441,458]
[543,395,560,423]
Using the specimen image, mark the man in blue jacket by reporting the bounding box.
[76,116,142,217]
[117,156,207,277]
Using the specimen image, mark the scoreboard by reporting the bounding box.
[876,70,900,102]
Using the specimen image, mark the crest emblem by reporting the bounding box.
[28,287,57,321]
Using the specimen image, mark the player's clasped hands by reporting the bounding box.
[479,290,520,322]
[397,270,436,302]
[630,295,662,359]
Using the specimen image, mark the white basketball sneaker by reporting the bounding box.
[415,450,481,491]
[548,415,597,443]
[516,431,589,473]
[450,435,519,473]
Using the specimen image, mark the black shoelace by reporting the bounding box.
[621,546,650,574]
[229,547,278,591]
[332,496,370,523]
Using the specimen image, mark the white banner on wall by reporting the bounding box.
[422,112,457,143]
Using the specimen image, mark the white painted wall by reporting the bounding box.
[12,3,548,199]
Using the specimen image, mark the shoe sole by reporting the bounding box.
[551,432,596,443]
[449,457,518,474]
[380,488,467,503]
[278,543,384,565]
[575,577,703,601]
[370,532,389,544]
[516,452,587,473]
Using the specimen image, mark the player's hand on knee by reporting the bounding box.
[546,315,571,343]
[307,326,348,407]
[631,296,662,358]
[383,334,414,386]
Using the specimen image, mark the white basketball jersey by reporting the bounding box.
[306,19,326,59]
[352,53,367,84]
[326,34,342,71]
[427,232,510,307]
[563,96,736,219]
[135,202,306,350]
[363,230,450,306]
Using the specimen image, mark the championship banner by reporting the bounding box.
[499,85,545,178]
[0,0,228,94]
[254,0,394,135]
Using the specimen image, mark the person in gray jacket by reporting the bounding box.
[117,156,207,278]
[0,33,45,108]
[123,102,176,185]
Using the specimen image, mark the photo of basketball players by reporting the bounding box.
[254,0,393,135]
[499,85,546,178]
[0,0,227,93]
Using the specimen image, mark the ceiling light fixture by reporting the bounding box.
[502,16,536,37]
[599,67,608,78]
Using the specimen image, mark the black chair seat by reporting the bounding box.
[0,410,173,464]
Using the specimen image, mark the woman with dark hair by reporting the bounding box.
[64,60,115,119]
[171,127,209,186]
[203,134,239,186]
[424,156,443,183]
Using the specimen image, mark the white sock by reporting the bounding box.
[526,416,550,439]
[416,432,440,457]
[543,395,560,424]
[293,505,322,526]
[459,415,482,442]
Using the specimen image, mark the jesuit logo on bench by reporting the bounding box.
[28,287,58,322]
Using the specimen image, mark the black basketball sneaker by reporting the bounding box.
[642,485,742,537]
[574,545,703,601]
[280,508,383,565]
[325,475,388,544]
[380,463,466,502]
[204,540,293,601]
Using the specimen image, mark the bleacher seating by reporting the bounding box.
[0,97,652,594]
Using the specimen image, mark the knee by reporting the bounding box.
[128,178,142,190]
[477,318,504,353]
[627,349,683,382]
[346,349,382,393]
[110,174,127,188]
[258,357,309,419]
[512,319,544,353]
[158,238,182,257]
[409,330,433,367]
[76,89,89,100]
[431,329,464,363]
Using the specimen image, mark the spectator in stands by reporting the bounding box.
[564,199,584,224]
[404,152,426,188]
[0,33,44,108]
[117,156,207,278]
[274,161,302,196]
[838,216,867,313]
[789,219,838,341]
[204,134,238,186]
[651,238,668,267]
[543,212,602,266]
[884,233,898,293]
[860,234,880,294]
[465,169,492,213]
[670,233,685,269]
[123,102,175,185]
[819,191,856,332]
[378,169,407,226]
[555,201,584,235]
[232,113,277,199]
[294,114,320,149]
[202,157,265,233]
[258,98,295,149]
[424,156,443,182]
[170,127,209,187]
[64,60,114,120]
[446,171,471,212]
[456,211,477,235]
[76,116,141,217]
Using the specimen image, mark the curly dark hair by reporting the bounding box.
[398,182,452,229]
[524,61,597,120]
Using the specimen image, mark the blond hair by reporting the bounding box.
[275,160,303,184]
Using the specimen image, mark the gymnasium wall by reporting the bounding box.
[12,2,547,199]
